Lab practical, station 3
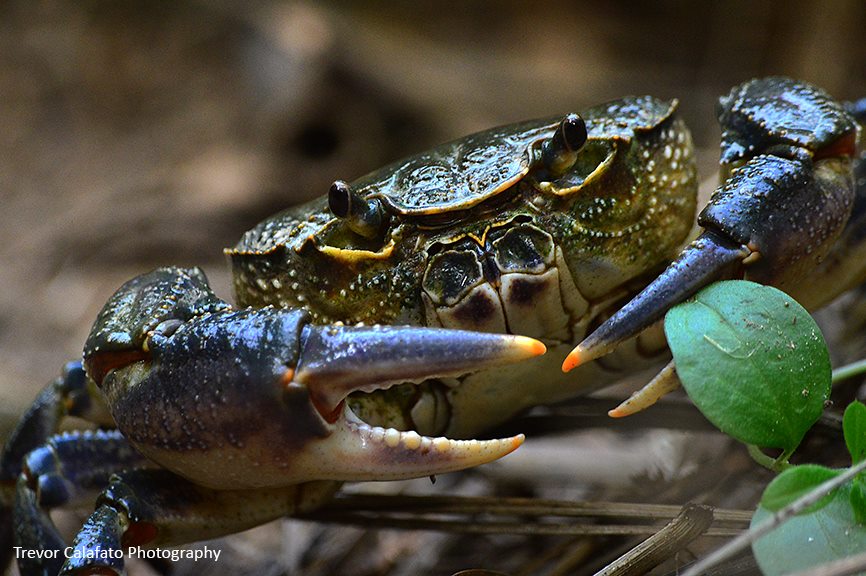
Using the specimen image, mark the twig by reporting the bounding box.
[594,503,714,576]
[322,494,752,523]
[300,494,748,539]
[304,512,741,537]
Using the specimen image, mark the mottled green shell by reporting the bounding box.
[348,96,676,216]
[583,95,677,139]
[349,120,556,215]
[229,95,688,323]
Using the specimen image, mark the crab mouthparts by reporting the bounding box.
[290,323,542,481]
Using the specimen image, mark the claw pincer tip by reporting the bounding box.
[561,347,587,373]
[516,336,547,358]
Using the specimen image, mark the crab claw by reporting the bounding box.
[564,137,856,371]
[563,231,748,371]
[564,79,860,371]
[281,322,542,482]
[83,267,543,490]
[295,323,545,423]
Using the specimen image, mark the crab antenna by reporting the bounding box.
[539,113,588,179]
[328,180,387,239]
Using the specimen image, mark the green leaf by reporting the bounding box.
[752,485,866,575]
[760,464,841,513]
[844,401,866,465]
[665,280,831,451]
[851,479,866,525]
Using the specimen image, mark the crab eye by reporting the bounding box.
[559,113,588,152]
[328,180,388,239]
[538,113,588,180]
[328,181,351,218]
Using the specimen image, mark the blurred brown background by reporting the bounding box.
[2,1,865,574]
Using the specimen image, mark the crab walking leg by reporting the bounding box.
[58,469,340,576]
[1,363,110,490]
[608,360,682,418]
[14,478,66,576]
[13,430,151,576]
[0,363,112,572]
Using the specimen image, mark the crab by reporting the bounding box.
[1,77,864,576]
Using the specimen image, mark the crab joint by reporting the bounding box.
[328,180,388,239]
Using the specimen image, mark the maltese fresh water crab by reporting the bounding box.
[1,77,864,576]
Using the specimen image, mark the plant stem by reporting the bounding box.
[747,444,791,472]
[831,358,866,385]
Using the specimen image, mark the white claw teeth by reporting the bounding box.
[370,426,385,443]
[384,428,401,448]
[433,437,451,452]
[402,430,422,449]
[343,406,522,467]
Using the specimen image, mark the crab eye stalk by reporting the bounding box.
[328,180,388,239]
[538,113,588,179]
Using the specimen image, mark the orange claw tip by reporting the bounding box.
[509,433,526,452]
[561,345,588,373]
[561,335,617,372]
[515,336,547,358]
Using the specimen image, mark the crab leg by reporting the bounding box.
[0,362,113,573]
[562,78,863,371]
[13,430,150,576]
[57,469,339,576]
[11,429,329,576]
[1,363,109,493]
